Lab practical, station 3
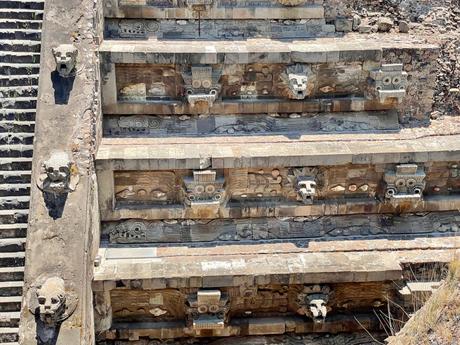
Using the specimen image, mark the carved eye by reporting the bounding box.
[383,76,392,86]
[194,185,205,194]
[202,80,212,89]
[192,80,202,89]
[406,179,416,187]
[51,297,59,304]
[66,52,72,57]
[55,52,62,57]
[197,305,208,314]
[205,185,216,194]
[392,76,401,85]
[38,297,46,305]
[395,179,406,187]
[208,305,219,313]
[213,193,223,201]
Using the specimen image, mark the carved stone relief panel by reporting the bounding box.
[384,164,426,203]
[368,64,408,104]
[110,289,186,322]
[105,18,331,40]
[227,168,297,201]
[112,62,370,107]
[120,0,315,8]
[116,64,179,101]
[114,171,181,204]
[103,112,400,138]
[102,282,395,335]
[103,212,460,245]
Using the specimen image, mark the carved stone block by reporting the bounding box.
[369,64,408,104]
[384,164,426,203]
[52,44,78,78]
[186,290,230,330]
[184,170,226,208]
[182,66,222,110]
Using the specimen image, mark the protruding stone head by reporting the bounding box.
[297,285,332,323]
[52,44,78,77]
[38,151,79,195]
[297,178,317,204]
[36,277,66,326]
[281,64,312,100]
[307,294,329,323]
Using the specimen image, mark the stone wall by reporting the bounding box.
[19,0,103,344]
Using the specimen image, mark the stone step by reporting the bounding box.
[0,171,31,184]
[0,157,32,171]
[0,85,38,97]
[0,311,20,328]
[0,224,27,239]
[0,184,31,197]
[0,109,36,121]
[0,209,28,225]
[0,133,35,146]
[0,327,19,343]
[0,253,25,269]
[0,282,23,298]
[0,196,30,210]
[0,144,34,158]
[0,28,41,41]
[0,19,42,30]
[0,63,40,75]
[0,9,43,21]
[0,120,35,133]
[0,52,40,64]
[0,0,44,10]
[0,239,26,253]
[0,97,37,109]
[0,40,41,53]
[0,75,39,87]
[0,267,24,283]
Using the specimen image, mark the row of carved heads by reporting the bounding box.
[184,285,332,331]
[117,164,425,207]
[179,63,406,107]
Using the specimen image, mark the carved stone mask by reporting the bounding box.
[297,178,317,204]
[42,152,72,194]
[52,44,78,77]
[36,277,66,326]
[288,73,308,99]
[281,64,312,100]
[308,294,328,323]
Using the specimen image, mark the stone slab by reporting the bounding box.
[93,237,460,284]
[96,134,460,169]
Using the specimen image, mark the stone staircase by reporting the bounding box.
[0,0,44,343]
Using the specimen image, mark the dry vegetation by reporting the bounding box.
[387,261,460,345]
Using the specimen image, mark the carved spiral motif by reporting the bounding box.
[277,0,306,6]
